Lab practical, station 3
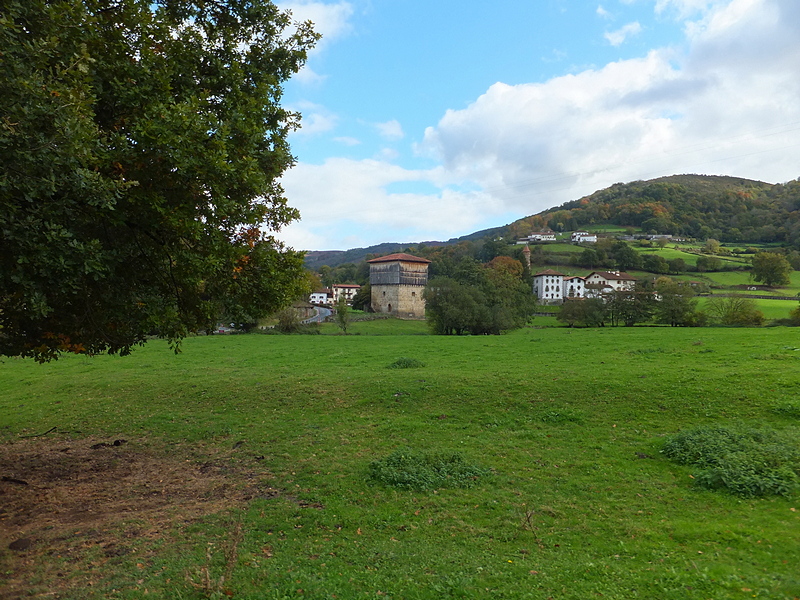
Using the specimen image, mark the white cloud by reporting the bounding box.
[414,0,800,224]
[374,119,405,140]
[278,159,505,249]
[605,21,643,46]
[334,136,361,146]
[277,1,355,84]
[290,101,338,136]
[277,1,354,49]
[596,5,612,18]
[655,0,721,18]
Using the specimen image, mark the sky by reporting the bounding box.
[273,0,800,251]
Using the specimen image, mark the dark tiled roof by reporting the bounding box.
[367,253,431,264]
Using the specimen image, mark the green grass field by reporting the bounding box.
[2,324,799,599]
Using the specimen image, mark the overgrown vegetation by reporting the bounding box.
[387,357,426,369]
[367,448,489,490]
[662,426,800,497]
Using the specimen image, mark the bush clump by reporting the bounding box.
[387,357,426,369]
[540,409,582,424]
[368,448,489,490]
[662,426,800,497]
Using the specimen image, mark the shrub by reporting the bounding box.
[387,357,426,369]
[367,448,489,490]
[540,410,583,424]
[662,426,800,497]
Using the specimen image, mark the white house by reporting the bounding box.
[332,283,361,304]
[309,289,332,305]
[519,229,557,244]
[563,275,586,299]
[570,231,597,244]
[584,271,637,297]
[533,269,565,304]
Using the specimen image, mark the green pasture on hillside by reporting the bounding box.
[2,325,800,599]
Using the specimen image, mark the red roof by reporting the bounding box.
[367,253,431,264]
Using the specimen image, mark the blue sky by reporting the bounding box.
[274,0,800,250]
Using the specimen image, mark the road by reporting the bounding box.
[303,306,332,323]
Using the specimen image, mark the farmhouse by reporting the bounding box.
[332,283,361,304]
[309,289,331,305]
[368,253,430,319]
[534,270,636,303]
[584,271,637,297]
[570,231,597,243]
[532,269,566,304]
[518,229,557,243]
[564,275,586,298]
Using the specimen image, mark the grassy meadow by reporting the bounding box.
[2,324,800,599]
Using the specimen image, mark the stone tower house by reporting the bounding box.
[367,253,430,319]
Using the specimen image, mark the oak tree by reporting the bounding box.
[1,0,318,360]
[751,252,792,287]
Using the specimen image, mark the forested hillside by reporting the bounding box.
[306,174,800,269]
[509,174,800,245]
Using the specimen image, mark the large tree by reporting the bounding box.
[1,0,318,360]
[751,252,792,287]
[653,277,698,327]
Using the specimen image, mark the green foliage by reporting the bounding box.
[557,297,607,327]
[654,277,699,327]
[0,0,318,360]
[696,255,723,272]
[706,296,765,326]
[424,259,535,335]
[351,283,372,311]
[387,357,426,369]
[662,426,800,497]
[526,175,800,247]
[751,252,793,286]
[772,403,800,419]
[539,409,583,424]
[335,296,350,334]
[367,448,489,491]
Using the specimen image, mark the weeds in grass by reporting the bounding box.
[367,448,489,490]
[540,409,583,424]
[662,426,800,497]
[186,512,244,598]
[773,403,800,419]
[387,357,426,369]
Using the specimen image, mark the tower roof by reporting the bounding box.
[367,253,431,264]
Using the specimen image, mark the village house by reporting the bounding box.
[533,269,636,304]
[331,283,361,304]
[570,231,597,244]
[584,271,637,297]
[564,275,586,299]
[518,229,557,244]
[309,289,331,305]
[532,269,566,304]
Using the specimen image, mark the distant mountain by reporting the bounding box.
[505,174,800,244]
[305,174,800,269]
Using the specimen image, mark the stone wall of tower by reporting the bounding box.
[369,260,428,319]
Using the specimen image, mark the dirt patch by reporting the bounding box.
[0,435,281,599]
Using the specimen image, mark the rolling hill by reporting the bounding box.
[305,174,800,268]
